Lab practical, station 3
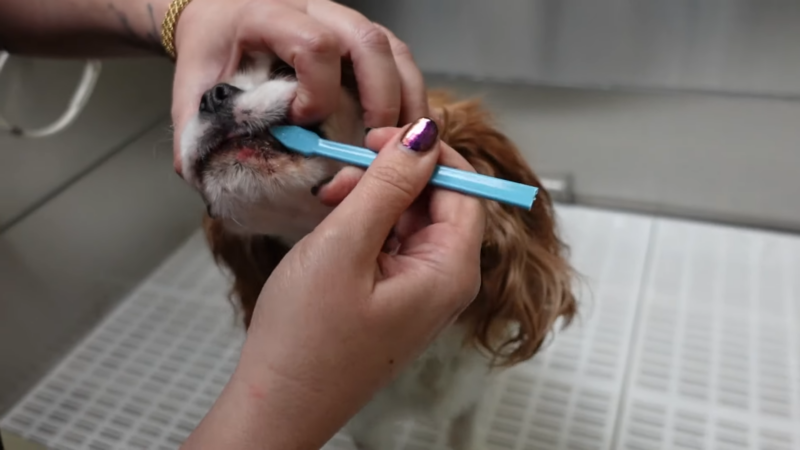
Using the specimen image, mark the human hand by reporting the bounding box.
[169,0,427,174]
[209,118,484,450]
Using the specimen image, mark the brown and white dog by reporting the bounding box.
[178,53,576,450]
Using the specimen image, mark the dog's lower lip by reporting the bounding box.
[195,131,280,173]
[196,123,324,173]
[219,130,287,155]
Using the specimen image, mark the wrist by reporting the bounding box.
[97,0,172,56]
[134,0,172,56]
[223,329,393,448]
[160,0,194,60]
[183,361,361,450]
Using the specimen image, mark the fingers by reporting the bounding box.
[373,23,428,125]
[319,119,440,264]
[364,127,404,149]
[316,166,365,206]
[369,127,485,254]
[315,125,432,206]
[171,61,213,173]
[172,59,231,173]
[425,145,485,241]
[392,191,432,242]
[170,4,236,174]
[236,2,342,124]
[306,0,401,127]
[170,0,426,175]
[319,126,476,213]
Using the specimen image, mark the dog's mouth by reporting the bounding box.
[195,123,324,173]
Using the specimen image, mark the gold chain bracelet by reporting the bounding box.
[161,0,194,60]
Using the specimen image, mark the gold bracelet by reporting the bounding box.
[161,0,194,60]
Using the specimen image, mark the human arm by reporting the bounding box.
[0,0,168,57]
[181,120,485,449]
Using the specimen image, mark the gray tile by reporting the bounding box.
[0,121,203,415]
[0,57,174,227]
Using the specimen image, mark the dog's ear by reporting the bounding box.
[202,215,289,328]
[430,91,577,366]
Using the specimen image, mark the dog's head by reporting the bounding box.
[178,52,363,242]
[180,54,576,367]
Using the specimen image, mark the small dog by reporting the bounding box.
[179,52,576,450]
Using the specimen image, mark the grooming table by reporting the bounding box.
[2,205,798,450]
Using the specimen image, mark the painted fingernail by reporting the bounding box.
[400,118,438,152]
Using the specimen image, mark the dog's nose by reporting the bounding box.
[199,83,241,114]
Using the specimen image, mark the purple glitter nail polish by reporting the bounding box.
[400,118,438,152]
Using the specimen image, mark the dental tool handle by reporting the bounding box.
[313,139,538,209]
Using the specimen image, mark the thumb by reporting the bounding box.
[170,44,239,174]
[171,60,215,174]
[319,118,440,263]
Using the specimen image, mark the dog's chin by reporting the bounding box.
[202,175,336,241]
[190,118,358,241]
[198,140,340,241]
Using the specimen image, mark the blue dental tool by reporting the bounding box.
[270,125,539,210]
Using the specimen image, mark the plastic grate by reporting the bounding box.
[617,218,800,450]
[0,233,246,450]
[2,206,798,450]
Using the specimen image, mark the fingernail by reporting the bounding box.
[311,176,333,196]
[400,118,438,152]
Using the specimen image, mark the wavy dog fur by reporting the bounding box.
[203,91,576,367]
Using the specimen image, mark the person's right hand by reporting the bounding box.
[170,0,428,174]
[182,119,485,450]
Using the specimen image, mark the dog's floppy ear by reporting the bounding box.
[429,91,577,366]
[202,215,289,328]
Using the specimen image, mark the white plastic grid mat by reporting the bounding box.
[0,234,246,450]
[2,205,798,450]
[617,218,800,450]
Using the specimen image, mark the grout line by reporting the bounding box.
[607,217,661,450]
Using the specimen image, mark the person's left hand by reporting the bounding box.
[169,0,428,174]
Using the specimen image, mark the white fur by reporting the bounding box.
[202,156,342,242]
[179,54,498,449]
[233,79,295,124]
[346,326,492,450]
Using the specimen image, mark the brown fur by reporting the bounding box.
[203,91,576,367]
[428,91,576,365]
[203,215,290,327]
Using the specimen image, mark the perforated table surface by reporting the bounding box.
[2,206,798,450]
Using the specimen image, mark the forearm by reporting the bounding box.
[0,0,171,57]
[183,371,363,449]
[181,334,385,450]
